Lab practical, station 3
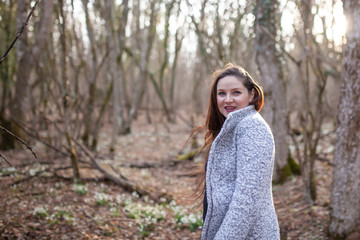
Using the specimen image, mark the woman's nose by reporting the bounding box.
[225,94,233,102]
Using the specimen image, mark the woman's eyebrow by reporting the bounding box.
[217,88,242,91]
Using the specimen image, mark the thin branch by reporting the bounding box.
[9,170,46,186]
[0,153,12,167]
[0,125,37,158]
[13,120,68,157]
[259,25,301,66]
[0,0,41,65]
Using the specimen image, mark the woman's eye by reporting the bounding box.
[218,92,225,96]
[234,91,241,95]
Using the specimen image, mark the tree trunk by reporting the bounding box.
[104,0,126,150]
[58,0,80,182]
[0,0,15,115]
[254,0,289,183]
[170,28,183,117]
[9,0,30,142]
[9,0,54,146]
[329,1,360,238]
[81,0,98,146]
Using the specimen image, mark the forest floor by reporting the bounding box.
[0,112,359,240]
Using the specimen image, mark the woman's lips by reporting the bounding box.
[225,106,236,112]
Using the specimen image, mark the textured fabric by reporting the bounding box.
[201,105,280,240]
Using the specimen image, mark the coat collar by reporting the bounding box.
[222,105,257,131]
[213,105,257,143]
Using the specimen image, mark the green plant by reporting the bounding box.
[94,192,111,206]
[32,206,48,219]
[169,201,203,232]
[72,183,88,195]
[124,201,166,236]
[47,206,75,225]
[0,167,16,177]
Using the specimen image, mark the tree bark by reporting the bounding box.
[58,0,80,182]
[104,0,127,149]
[170,28,183,115]
[0,0,15,115]
[9,0,54,145]
[81,0,98,145]
[254,0,289,182]
[10,1,30,139]
[329,0,360,238]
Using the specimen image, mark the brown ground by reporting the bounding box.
[0,112,356,239]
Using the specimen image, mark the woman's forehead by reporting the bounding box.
[217,76,246,89]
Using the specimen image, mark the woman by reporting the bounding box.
[193,63,280,239]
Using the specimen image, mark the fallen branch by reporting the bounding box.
[7,164,98,187]
[0,0,41,65]
[317,156,334,166]
[8,169,47,186]
[118,156,196,169]
[282,204,312,220]
[75,140,173,203]
[53,170,106,182]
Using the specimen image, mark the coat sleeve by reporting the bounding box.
[214,119,275,239]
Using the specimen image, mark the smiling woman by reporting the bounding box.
[216,75,255,118]
[189,63,279,239]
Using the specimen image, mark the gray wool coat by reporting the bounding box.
[201,105,280,240]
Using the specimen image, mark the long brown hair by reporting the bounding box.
[190,63,264,203]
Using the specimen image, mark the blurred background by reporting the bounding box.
[1,0,359,239]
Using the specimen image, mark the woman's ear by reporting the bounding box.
[249,89,255,102]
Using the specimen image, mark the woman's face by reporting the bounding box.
[216,75,254,118]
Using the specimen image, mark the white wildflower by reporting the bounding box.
[94,192,112,205]
[33,206,48,218]
[132,191,140,198]
[73,184,88,195]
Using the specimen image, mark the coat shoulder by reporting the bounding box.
[235,112,273,137]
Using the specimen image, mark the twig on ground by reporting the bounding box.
[118,157,192,169]
[74,139,173,203]
[282,204,312,220]
[102,218,136,224]
[317,157,334,166]
[8,170,47,186]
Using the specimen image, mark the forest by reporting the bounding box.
[0,0,359,239]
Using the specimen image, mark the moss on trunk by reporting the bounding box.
[275,153,302,184]
[288,152,301,175]
[0,116,15,150]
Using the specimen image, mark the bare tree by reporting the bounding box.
[103,0,129,149]
[148,0,177,122]
[81,0,100,146]
[170,27,184,116]
[9,0,54,145]
[329,0,360,237]
[254,0,289,183]
[123,0,153,132]
[58,0,80,181]
[186,0,214,70]
[0,0,16,116]
[124,0,184,125]
[286,0,339,203]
